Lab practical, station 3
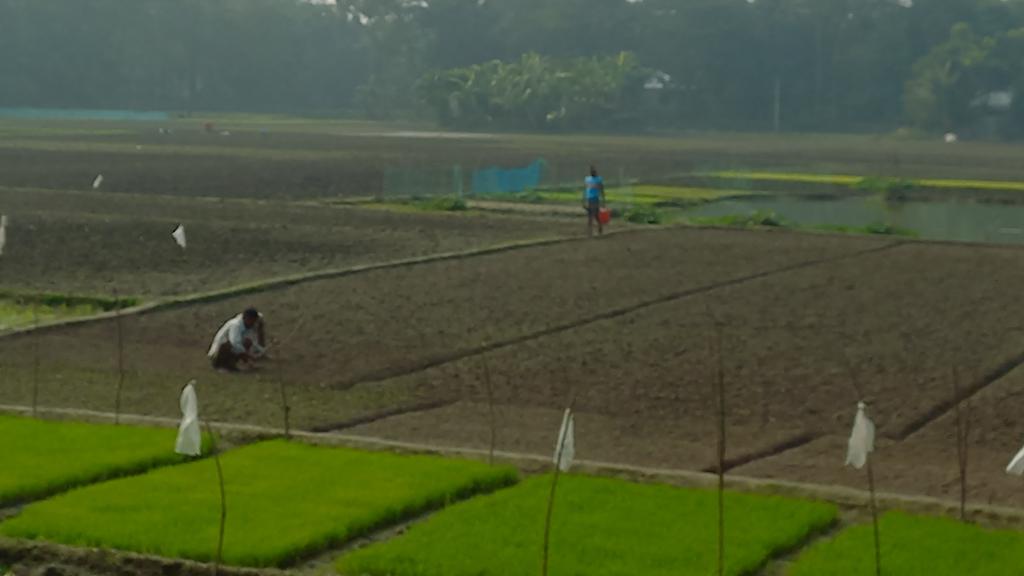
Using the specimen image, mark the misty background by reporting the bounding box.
[2,0,1024,137]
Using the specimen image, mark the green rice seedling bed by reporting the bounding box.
[1,440,516,567]
[339,474,837,576]
[789,511,1024,576]
[0,415,185,504]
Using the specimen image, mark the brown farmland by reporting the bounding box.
[0,187,577,297]
[0,227,882,425]
[7,119,1024,512]
[8,224,1024,506]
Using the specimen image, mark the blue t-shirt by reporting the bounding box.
[585,175,603,201]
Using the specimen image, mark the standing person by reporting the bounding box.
[208,308,267,372]
[582,166,606,236]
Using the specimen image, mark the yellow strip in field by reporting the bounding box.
[917,178,1024,191]
[541,185,754,205]
[705,171,862,185]
[704,171,1024,192]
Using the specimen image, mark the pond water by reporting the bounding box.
[686,195,1024,244]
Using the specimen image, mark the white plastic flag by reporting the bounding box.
[1006,444,1024,476]
[845,401,875,470]
[92,174,104,190]
[553,408,575,472]
[175,381,202,457]
[0,214,6,257]
[171,224,187,249]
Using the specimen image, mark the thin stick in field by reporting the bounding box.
[256,319,299,439]
[838,334,884,572]
[203,421,227,576]
[31,304,39,418]
[542,392,577,576]
[278,377,291,439]
[480,353,497,466]
[867,458,881,576]
[475,266,498,466]
[713,324,726,576]
[113,289,126,425]
[952,365,971,521]
[847,400,881,576]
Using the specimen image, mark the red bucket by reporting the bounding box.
[598,207,612,225]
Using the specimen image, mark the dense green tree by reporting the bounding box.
[0,0,365,112]
[6,0,1024,135]
[417,52,649,130]
[905,23,997,132]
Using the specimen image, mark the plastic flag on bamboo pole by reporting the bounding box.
[175,381,202,457]
[553,408,575,472]
[0,214,7,257]
[171,224,187,250]
[846,401,875,469]
[1006,444,1024,476]
[846,401,882,576]
[92,174,104,190]
[542,404,576,576]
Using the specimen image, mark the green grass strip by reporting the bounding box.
[607,185,754,201]
[517,185,751,208]
[338,474,837,576]
[1,440,516,568]
[0,415,186,505]
[0,291,138,311]
[707,171,1024,193]
[917,178,1024,191]
[706,171,862,186]
[0,300,98,331]
[789,511,1024,576]
[0,292,137,331]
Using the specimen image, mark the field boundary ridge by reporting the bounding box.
[0,230,648,340]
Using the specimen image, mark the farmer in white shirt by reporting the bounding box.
[208,308,266,372]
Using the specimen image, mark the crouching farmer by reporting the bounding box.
[208,308,266,372]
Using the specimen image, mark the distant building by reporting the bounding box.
[970,89,1015,138]
[644,71,672,91]
[971,90,1013,113]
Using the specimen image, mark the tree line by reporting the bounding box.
[3,0,1024,136]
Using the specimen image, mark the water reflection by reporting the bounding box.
[686,195,1024,244]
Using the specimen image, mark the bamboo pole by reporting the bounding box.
[867,457,881,576]
[714,325,726,576]
[203,421,227,576]
[114,289,126,425]
[31,304,39,418]
[278,377,291,440]
[541,395,576,576]
[481,354,497,466]
[952,366,970,521]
